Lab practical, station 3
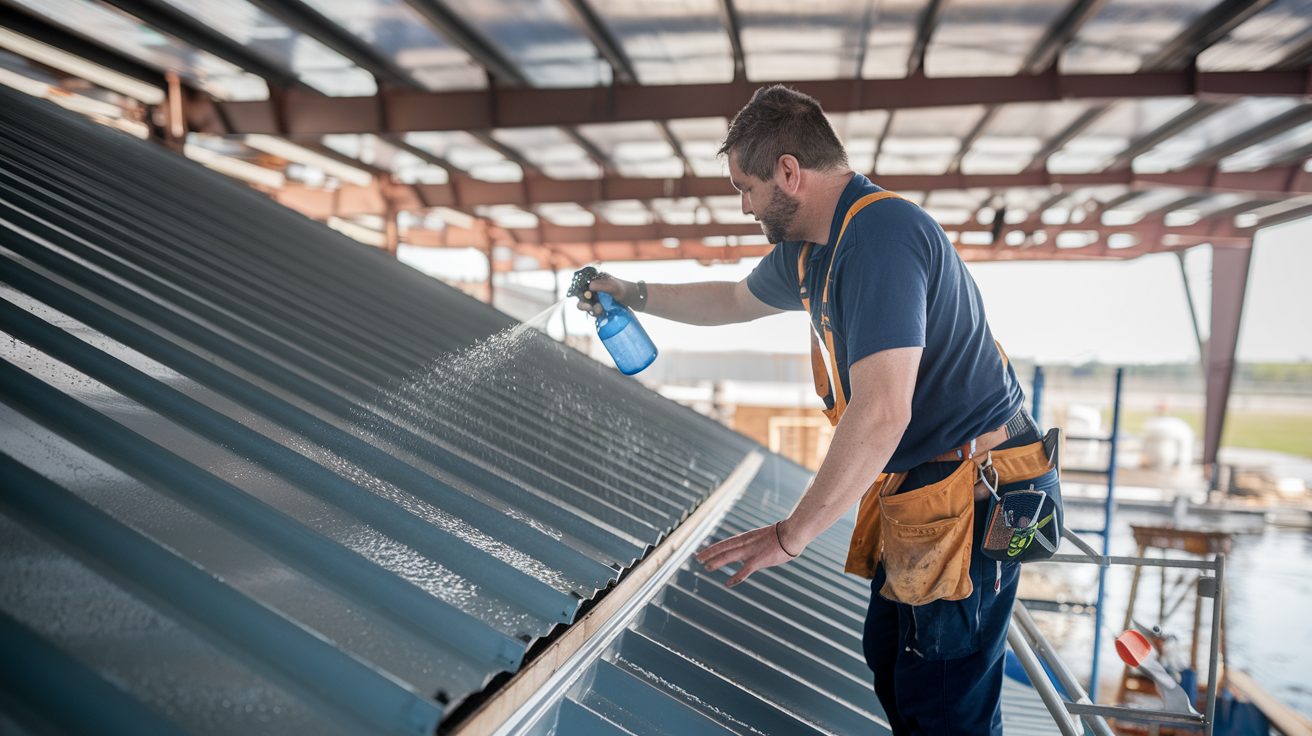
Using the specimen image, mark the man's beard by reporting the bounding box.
[758,184,800,243]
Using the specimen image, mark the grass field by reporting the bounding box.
[1106,408,1312,458]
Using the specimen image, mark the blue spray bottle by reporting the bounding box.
[569,267,658,375]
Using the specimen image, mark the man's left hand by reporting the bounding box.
[695,523,799,587]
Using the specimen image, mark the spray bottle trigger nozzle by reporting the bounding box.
[567,266,600,305]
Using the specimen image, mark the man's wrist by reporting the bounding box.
[631,280,648,312]
[776,517,807,557]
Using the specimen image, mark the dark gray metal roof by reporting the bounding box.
[518,454,1064,736]
[536,453,892,735]
[0,85,756,733]
[0,86,1068,735]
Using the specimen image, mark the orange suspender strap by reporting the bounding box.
[796,243,834,416]
[796,191,904,426]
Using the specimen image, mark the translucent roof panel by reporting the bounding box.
[589,1,734,84]
[962,101,1091,174]
[1189,192,1254,219]
[182,133,284,187]
[491,127,600,180]
[575,121,683,178]
[535,202,596,226]
[404,131,523,182]
[1198,0,1312,71]
[924,189,989,224]
[1116,187,1190,216]
[437,0,610,87]
[1073,185,1133,209]
[738,0,878,81]
[926,189,991,209]
[829,111,890,173]
[650,197,708,225]
[594,199,652,226]
[321,134,449,184]
[923,202,976,225]
[1047,97,1195,174]
[860,0,925,79]
[1001,187,1063,220]
[1237,195,1312,226]
[1062,0,1216,73]
[10,0,268,100]
[667,117,729,177]
[926,0,1071,77]
[158,0,375,96]
[296,0,488,90]
[701,233,770,246]
[877,105,986,175]
[1220,120,1312,172]
[1163,192,1251,226]
[474,204,538,229]
[1134,98,1302,173]
[703,195,755,224]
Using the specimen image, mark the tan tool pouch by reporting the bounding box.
[875,459,980,605]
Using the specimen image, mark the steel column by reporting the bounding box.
[1202,243,1254,471]
[1176,249,1207,360]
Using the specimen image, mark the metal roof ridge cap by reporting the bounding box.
[448,450,765,735]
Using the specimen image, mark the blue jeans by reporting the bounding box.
[862,422,1048,735]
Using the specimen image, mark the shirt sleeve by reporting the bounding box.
[745,242,804,311]
[834,234,930,367]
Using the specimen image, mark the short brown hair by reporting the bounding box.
[719,85,848,180]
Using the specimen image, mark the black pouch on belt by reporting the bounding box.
[980,428,1064,563]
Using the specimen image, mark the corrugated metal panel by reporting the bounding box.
[527,453,1067,736]
[0,86,757,733]
[525,453,889,735]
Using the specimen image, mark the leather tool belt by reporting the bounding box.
[796,192,1063,606]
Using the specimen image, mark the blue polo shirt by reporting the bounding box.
[746,173,1024,472]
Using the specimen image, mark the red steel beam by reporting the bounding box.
[396,226,1223,271]
[396,209,1247,251]
[405,221,765,246]
[188,68,1312,136]
[272,161,1311,218]
[403,235,773,271]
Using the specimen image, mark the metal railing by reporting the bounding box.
[1009,527,1226,736]
[1032,365,1126,701]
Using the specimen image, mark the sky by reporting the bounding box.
[402,215,1312,366]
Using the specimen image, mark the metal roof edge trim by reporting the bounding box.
[447,450,765,734]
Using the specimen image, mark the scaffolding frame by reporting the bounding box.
[1009,527,1227,735]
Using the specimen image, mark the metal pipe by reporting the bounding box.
[1012,604,1117,736]
[1062,528,1105,563]
[1205,554,1226,736]
[1045,554,1219,570]
[1088,367,1124,702]
[1007,615,1084,736]
[1031,364,1045,426]
[1065,702,1205,725]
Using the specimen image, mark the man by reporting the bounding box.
[578,85,1049,734]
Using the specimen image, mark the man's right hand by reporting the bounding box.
[575,272,638,316]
